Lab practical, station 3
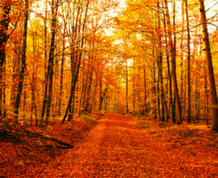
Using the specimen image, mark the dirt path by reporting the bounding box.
[39,113,217,177]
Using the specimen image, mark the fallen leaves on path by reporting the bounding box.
[1,113,218,177]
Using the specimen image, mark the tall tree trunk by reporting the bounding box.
[185,0,191,123]
[173,0,179,124]
[205,69,209,125]
[136,64,142,113]
[99,75,103,111]
[163,6,174,121]
[133,57,136,115]
[184,64,187,117]
[99,87,107,112]
[45,0,59,125]
[195,72,199,121]
[199,0,218,131]
[79,56,86,116]
[157,0,164,121]
[90,80,98,113]
[68,0,82,120]
[104,85,109,113]
[164,0,182,124]
[14,0,29,118]
[31,33,38,126]
[153,61,157,119]
[58,21,66,116]
[180,0,184,119]
[41,0,48,122]
[62,0,89,123]
[125,58,128,114]
[68,44,77,121]
[0,1,11,117]
[157,58,160,121]
[143,61,147,114]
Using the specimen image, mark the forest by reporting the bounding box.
[1,0,218,177]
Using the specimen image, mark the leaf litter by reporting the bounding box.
[1,113,218,177]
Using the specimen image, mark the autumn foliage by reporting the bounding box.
[1,0,218,176]
[1,114,218,177]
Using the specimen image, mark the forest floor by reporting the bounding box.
[1,113,218,177]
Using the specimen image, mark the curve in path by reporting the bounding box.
[40,113,218,177]
[69,113,148,177]
[43,113,152,177]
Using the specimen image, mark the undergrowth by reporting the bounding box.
[0,113,101,178]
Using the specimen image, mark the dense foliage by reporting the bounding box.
[1,0,218,176]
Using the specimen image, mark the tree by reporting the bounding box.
[125,55,128,114]
[164,0,182,124]
[199,0,218,131]
[157,0,165,121]
[0,0,11,117]
[14,0,29,119]
[62,0,90,123]
[185,0,191,123]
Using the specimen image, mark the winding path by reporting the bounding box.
[43,114,152,177]
[40,113,218,177]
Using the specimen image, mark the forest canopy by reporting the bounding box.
[0,0,218,131]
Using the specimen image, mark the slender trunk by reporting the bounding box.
[45,0,59,124]
[79,57,86,116]
[180,0,184,118]
[23,88,26,121]
[31,33,38,126]
[79,70,85,116]
[206,72,209,125]
[157,0,164,121]
[204,59,208,124]
[68,94,75,121]
[126,58,128,114]
[14,0,29,118]
[184,64,187,117]
[90,81,98,113]
[3,64,6,117]
[84,33,96,113]
[62,0,89,123]
[41,0,48,122]
[84,69,94,112]
[31,34,35,125]
[164,8,174,121]
[199,0,218,131]
[68,46,77,120]
[185,0,191,123]
[164,0,182,124]
[104,86,109,113]
[133,58,135,115]
[158,83,161,121]
[99,75,103,111]
[0,1,11,117]
[58,22,66,116]
[136,65,142,113]
[143,61,147,114]
[70,0,83,119]
[100,87,107,111]
[153,61,157,119]
[173,0,179,124]
[62,47,83,123]
[195,73,199,121]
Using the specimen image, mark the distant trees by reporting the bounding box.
[0,0,120,127]
[1,0,218,132]
[114,0,218,131]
